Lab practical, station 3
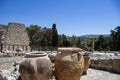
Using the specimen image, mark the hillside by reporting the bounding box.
[79,34,109,41]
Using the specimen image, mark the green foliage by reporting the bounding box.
[70,35,81,47]
[26,25,53,49]
[110,26,120,51]
[58,34,81,47]
[95,35,110,51]
[41,27,52,46]
[26,25,42,46]
[26,24,59,50]
[58,34,70,47]
[26,24,120,51]
[80,35,110,51]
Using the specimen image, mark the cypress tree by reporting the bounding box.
[52,23,58,47]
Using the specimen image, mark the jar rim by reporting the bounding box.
[25,52,47,58]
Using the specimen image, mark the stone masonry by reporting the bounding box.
[0,22,30,52]
[90,56,120,73]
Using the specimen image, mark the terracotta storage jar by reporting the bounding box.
[83,55,91,74]
[55,47,84,80]
[19,52,52,80]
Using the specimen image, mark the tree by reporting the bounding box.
[110,26,120,51]
[58,34,71,47]
[41,27,52,46]
[26,25,42,47]
[62,35,70,47]
[84,38,94,51]
[95,35,110,51]
[70,35,81,47]
[95,35,104,51]
[52,23,58,47]
[76,38,81,47]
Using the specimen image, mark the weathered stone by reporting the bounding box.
[48,52,57,63]
[0,70,11,80]
[113,59,120,73]
[0,22,30,52]
[90,56,120,73]
[4,76,16,80]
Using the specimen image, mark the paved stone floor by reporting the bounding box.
[81,68,120,80]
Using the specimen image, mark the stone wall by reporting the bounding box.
[0,25,7,44]
[0,25,7,31]
[6,23,29,45]
[90,56,120,73]
[0,22,30,52]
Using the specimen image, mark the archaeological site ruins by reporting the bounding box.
[0,22,30,52]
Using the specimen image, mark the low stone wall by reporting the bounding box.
[90,56,120,73]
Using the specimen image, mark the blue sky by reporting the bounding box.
[0,0,120,36]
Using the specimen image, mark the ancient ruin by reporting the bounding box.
[0,22,30,52]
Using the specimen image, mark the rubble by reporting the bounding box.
[0,63,20,80]
[0,56,22,80]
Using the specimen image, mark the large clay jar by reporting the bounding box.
[19,52,52,80]
[83,55,91,75]
[55,47,84,80]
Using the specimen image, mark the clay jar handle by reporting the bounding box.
[71,52,82,61]
[77,52,82,61]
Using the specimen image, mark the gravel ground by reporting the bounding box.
[0,56,22,71]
